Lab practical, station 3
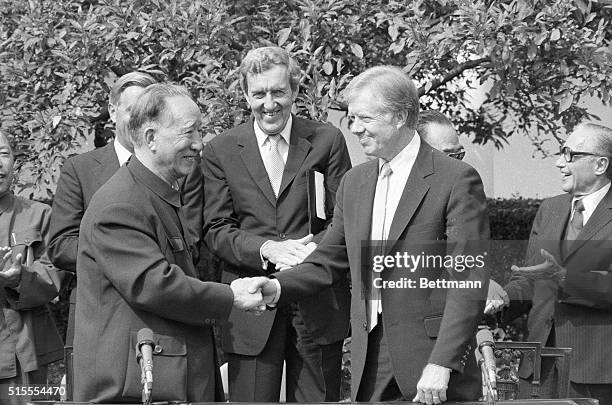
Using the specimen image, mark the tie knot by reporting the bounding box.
[574,199,585,213]
[379,162,392,178]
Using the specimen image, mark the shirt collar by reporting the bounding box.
[0,192,15,215]
[114,138,133,166]
[379,132,421,175]
[254,114,293,147]
[573,181,611,215]
[127,157,182,208]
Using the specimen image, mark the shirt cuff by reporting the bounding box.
[260,240,273,270]
[267,279,281,307]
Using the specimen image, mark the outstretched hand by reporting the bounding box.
[0,251,23,289]
[230,277,278,314]
[511,249,566,283]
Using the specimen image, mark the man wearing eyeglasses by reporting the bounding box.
[416,110,465,160]
[486,122,612,402]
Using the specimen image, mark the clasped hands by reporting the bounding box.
[0,247,23,289]
[262,234,316,271]
[230,276,278,315]
[484,248,566,314]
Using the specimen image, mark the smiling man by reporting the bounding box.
[72,84,261,403]
[202,46,351,402]
[487,122,612,403]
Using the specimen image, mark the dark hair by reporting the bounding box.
[417,110,454,137]
[109,71,157,105]
[239,46,301,94]
[127,84,193,146]
[342,65,419,129]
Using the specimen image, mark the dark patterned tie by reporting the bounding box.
[565,199,585,241]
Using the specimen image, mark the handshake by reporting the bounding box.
[229,277,280,314]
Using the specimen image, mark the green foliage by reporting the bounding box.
[2,0,612,198]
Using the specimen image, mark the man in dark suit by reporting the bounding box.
[240,66,490,404]
[47,72,202,395]
[488,122,612,403]
[202,46,351,402]
[73,84,263,403]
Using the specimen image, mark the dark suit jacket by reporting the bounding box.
[275,141,490,401]
[73,158,233,403]
[506,188,612,384]
[203,115,351,355]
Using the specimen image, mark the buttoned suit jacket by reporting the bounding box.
[505,189,612,384]
[275,141,490,401]
[203,115,351,355]
[73,158,232,403]
[1,196,63,378]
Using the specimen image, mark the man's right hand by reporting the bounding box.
[230,277,279,311]
[484,279,509,314]
[261,234,314,266]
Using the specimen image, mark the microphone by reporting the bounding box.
[136,328,155,405]
[476,328,498,402]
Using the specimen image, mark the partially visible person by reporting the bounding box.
[203,46,351,402]
[0,131,64,405]
[487,122,612,403]
[416,110,465,160]
[47,71,202,397]
[73,84,262,403]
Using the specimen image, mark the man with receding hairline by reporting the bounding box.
[417,110,465,160]
[73,84,262,403]
[487,122,612,403]
[203,46,351,402]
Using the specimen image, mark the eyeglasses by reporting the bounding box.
[447,150,465,160]
[559,146,601,163]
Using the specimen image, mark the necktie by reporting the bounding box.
[369,162,393,331]
[565,199,585,241]
[263,135,285,198]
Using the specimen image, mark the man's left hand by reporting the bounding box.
[0,252,23,289]
[413,363,450,404]
[511,248,566,284]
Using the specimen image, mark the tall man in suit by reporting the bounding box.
[0,131,64,405]
[202,46,352,402]
[487,122,612,403]
[73,84,264,403]
[47,72,202,396]
[239,66,490,404]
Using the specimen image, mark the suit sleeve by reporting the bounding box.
[275,175,350,304]
[202,143,269,273]
[88,201,234,325]
[428,165,490,372]
[313,128,351,243]
[6,205,65,310]
[48,159,83,272]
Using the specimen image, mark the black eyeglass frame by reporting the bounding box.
[559,146,602,163]
[447,150,465,160]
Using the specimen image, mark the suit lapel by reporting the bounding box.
[542,194,571,261]
[566,187,612,258]
[238,123,277,206]
[278,116,312,198]
[385,143,433,253]
[95,143,121,186]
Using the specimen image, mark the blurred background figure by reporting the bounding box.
[417,110,465,160]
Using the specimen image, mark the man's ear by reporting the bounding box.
[595,156,610,176]
[144,127,157,151]
[108,103,118,123]
[394,111,407,129]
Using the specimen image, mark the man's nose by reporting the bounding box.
[263,93,275,109]
[555,154,565,168]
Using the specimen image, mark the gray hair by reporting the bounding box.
[342,65,419,129]
[417,110,454,137]
[579,122,612,179]
[127,83,193,147]
[109,71,157,106]
[239,46,301,94]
